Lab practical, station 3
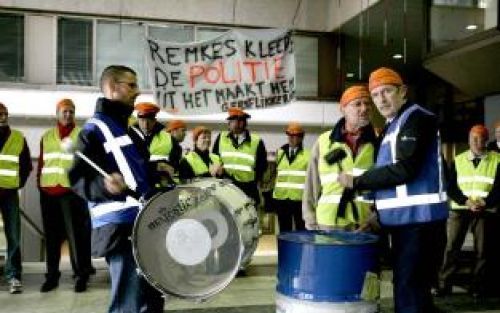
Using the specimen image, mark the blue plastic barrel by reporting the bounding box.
[277,230,378,302]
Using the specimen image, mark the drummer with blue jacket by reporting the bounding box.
[338,67,449,313]
[68,65,164,313]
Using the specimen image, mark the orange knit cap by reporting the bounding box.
[56,98,75,111]
[470,124,489,140]
[285,122,305,136]
[135,102,160,117]
[340,85,370,107]
[227,107,251,120]
[192,126,210,141]
[368,67,403,91]
[167,119,187,132]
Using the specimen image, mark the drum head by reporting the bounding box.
[133,187,243,299]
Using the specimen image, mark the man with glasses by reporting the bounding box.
[338,67,449,313]
[213,107,268,207]
[0,102,32,294]
[68,65,163,312]
[303,86,377,231]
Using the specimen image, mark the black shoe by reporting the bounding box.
[40,278,59,292]
[74,277,88,293]
[236,269,248,277]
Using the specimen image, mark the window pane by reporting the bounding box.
[96,21,148,88]
[197,27,228,41]
[294,35,318,97]
[57,18,93,86]
[0,13,24,82]
[149,24,194,43]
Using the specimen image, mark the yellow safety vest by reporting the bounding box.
[273,148,310,201]
[451,150,500,210]
[149,131,173,162]
[316,131,375,227]
[40,126,81,188]
[0,129,24,188]
[184,151,222,177]
[219,131,260,182]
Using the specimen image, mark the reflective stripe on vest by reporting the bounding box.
[374,104,449,225]
[315,130,375,227]
[451,151,500,210]
[149,131,173,162]
[184,151,221,177]
[273,148,310,201]
[219,131,260,182]
[40,127,81,188]
[0,129,23,188]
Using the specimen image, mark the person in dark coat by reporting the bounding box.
[338,67,449,313]
[68,65,164,313]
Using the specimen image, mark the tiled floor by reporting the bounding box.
[1,235,500,313]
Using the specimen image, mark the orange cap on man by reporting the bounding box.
[286,122,305,136]
[135,102,160,118]
[167,119,187,132]
[368,67,403,91]
[56,98,75,111]
[470,124,489,140]
[226,107,251,120]
[340,85,370,107]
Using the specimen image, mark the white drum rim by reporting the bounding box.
[132,187,244,300]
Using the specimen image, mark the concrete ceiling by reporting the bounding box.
[424,28,500,98]
[0,0,379,32]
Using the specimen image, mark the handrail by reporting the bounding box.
[19,207,45,239]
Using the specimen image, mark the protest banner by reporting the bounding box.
[145,28,295,115]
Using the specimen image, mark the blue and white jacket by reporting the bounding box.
[355,102,449,226]
[69,98,150,229]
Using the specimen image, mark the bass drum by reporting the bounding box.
[132,178,259,300]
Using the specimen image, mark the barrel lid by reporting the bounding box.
[278,230,378,245]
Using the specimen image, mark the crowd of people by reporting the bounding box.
[1,65,500,313]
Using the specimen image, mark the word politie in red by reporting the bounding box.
[188,56,284,89]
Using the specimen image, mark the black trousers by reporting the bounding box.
[40,191,92,279]
[389,220,446,313]
[439,210,491,292]
[274,199,305,233]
